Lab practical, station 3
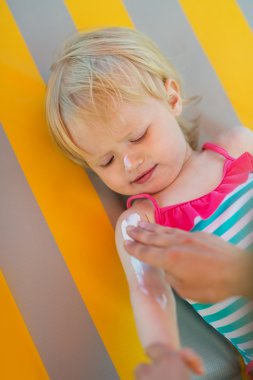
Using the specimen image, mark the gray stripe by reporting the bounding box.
[123,0,240,144]
[237,0,253,30]
[0,124,119,380]
[7,0,76,82]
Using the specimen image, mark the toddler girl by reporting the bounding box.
[46,27,253,376]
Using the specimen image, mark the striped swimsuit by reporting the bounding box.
[127,142,253,366]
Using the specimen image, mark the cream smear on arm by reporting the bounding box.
[121,213,169,309]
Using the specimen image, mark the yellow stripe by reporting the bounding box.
[0,1,144,378]
[64,0,133,29]
[0,272,50,379]
[179,0,253,130]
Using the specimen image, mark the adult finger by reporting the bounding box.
[126,225,174,248]
[138,221,177,234]
[123,239,176,269]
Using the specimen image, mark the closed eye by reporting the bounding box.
[130,128,148,143]
[100,156,114,167]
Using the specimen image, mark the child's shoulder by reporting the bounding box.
[115,198,155,231]
[212,126,253,157]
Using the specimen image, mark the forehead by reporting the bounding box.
[68,96,156,150]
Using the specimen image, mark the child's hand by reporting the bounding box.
[179,347,205,376]
[134,343,204,380]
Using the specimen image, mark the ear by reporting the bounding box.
[164,79,182,116]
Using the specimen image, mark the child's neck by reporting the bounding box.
[152,148,225,207]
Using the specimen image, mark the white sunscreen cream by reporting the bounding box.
[121,213,168,308]
[123,154,132,171]
[123,154,143,170]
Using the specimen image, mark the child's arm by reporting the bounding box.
[115,203,180,350]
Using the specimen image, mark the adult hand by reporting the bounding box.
[135,343,204,380]
[124,222,252,302]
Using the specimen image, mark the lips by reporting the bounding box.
[131,165,157,184]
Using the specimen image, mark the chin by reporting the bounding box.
[149,182,170,195]
[138,184,164,196]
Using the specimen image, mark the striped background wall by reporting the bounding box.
[0,1,252,379]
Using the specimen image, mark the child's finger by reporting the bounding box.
[180,348,205,375]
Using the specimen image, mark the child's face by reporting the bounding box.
[69,95,191,196]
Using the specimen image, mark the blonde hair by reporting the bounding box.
[46,26,198,167]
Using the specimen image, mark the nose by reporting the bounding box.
[123,153,144,172]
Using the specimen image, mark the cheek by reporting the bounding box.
[158,135,186,165]
[98,171,125,193]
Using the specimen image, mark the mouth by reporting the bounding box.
[131,165,157,184]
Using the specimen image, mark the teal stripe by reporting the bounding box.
[244,347,253,355]
[229,219,253,245]
[200,298,247,324]
[192,181,253,231]
[231,330,253,345]
[236,347,252,364]
[213,197,253,237]
[190,302,214,311]
[217,311,253,334]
